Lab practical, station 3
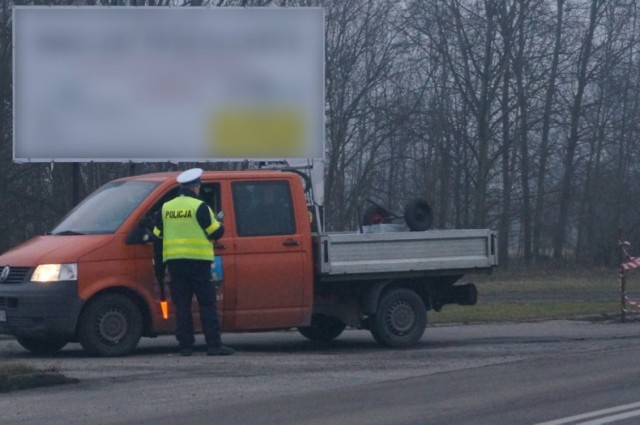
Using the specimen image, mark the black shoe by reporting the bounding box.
[180,346,193,357]
[207,345,235,356]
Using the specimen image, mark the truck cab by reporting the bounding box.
[0,171,314,356]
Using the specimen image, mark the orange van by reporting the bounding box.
[0,170,498,356]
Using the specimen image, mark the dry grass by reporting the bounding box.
[430,266,629,324]
[0,362,40,376]
[0,360,75,393]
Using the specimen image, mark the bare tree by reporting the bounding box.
[553,0,605,260]
[324,0,406,229]
[432,0,506,228]
[575,0,640,264]
[533,0,565,261]
[4,0,640,269]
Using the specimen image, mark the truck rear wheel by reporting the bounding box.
[298,314,346,342]
[370,288,426,348]
[78,294,143,357]
[15,335,68,355]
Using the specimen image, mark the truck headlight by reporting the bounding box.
[32,263,78,282]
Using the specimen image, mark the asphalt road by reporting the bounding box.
[2,319,640,425]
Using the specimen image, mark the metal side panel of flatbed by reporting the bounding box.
[315,229,498,276]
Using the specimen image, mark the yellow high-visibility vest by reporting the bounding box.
[160,196,219,262]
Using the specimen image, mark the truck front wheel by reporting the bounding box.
[15,335,68,355]
[298,314,346,342]
[369,288,426,348]
[78,294,143,357]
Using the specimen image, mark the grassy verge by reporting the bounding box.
[430,266,626,324]
[430,301,618,324]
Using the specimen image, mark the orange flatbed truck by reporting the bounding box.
[0,170,498,356]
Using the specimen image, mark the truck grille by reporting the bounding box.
[0,267,31,284]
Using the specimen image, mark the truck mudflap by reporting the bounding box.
[430,283,478,311]
[450,283,478,306]
[0,280,84,339]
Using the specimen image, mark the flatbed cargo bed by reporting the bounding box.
[315,229,498,278]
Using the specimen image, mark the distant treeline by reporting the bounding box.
[2,0,640,268]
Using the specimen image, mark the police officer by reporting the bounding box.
[153,168,234,356]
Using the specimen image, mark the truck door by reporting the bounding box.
[229,179,306,329]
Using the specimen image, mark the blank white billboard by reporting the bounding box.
[13,6,324,162]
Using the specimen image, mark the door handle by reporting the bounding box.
[215,243,226,250]
[283,239,299,247]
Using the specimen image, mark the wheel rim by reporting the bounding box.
[96,308,128,345]
[385,300,416,335]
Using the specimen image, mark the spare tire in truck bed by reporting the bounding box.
[404,199,433,231]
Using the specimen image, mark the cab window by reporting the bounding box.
[232,181,295,237]
[52,180,159,235]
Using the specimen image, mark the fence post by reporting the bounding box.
[619,228,627,323]
[620,269,627,323]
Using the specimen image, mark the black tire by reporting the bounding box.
[15,335,68,355]
[404,199,433,231]
[78,294,143,357]
[298,314,346,342]
[370,288,427,348]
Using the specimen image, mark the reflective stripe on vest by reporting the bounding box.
[161,196,215,262]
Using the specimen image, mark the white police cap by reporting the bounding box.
[176,168,203,185]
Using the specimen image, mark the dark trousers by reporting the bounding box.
[166,259,221,348]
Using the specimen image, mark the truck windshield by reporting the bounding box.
[50,180,160,235]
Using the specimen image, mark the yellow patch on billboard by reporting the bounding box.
[210,108,305,157]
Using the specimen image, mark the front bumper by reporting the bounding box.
[0,280,84,339]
